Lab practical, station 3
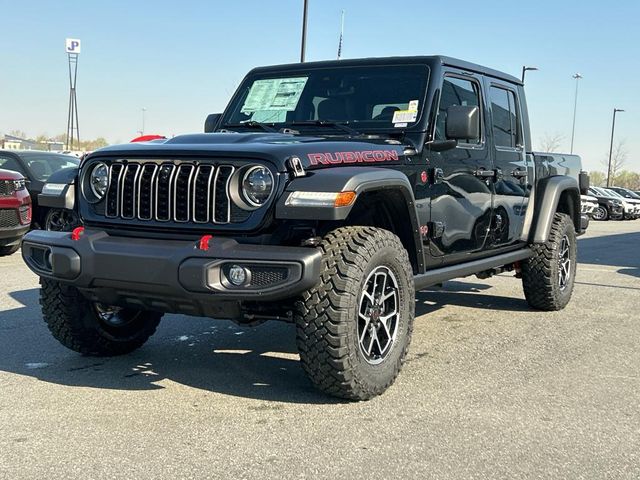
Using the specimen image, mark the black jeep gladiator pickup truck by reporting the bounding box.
[22,56,589,400]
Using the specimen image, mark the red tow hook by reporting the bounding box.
[198,234,213,251]
[71,226,85,241]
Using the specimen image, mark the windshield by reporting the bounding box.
[605,189,624,199]
[590,187,610,198]
[614,188,640,199]
[19,153,80,182]
[222,64,430,132]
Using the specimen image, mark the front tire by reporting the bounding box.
[295,227,415,400]
[44,208,81,232]
[521,213,577,311]
[40,278,162,356]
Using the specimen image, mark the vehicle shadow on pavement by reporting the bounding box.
[415,280,531,316]
[578,231,640,277]
[0,288,344,405]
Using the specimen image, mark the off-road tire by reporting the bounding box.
[295,227,415,401]
[40,278,162,356]
[0,244,20,256]
[522,213,576,311]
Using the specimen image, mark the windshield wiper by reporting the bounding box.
[222,121,277,133]
[290,120,362,136]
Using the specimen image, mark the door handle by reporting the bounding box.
[474,169,494,178]
[512,168,528,179]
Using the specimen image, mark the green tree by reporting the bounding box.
[588,171,606,187]
[612,170,640,190]
[79,137,108,151]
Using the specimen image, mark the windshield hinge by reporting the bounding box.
[287,156,306,178]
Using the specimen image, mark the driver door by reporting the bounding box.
[426,73,493,261]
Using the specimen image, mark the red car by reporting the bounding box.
[0,169,31,256]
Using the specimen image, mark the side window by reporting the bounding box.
[490,87,519,148]
[0,155,26,175]
[436,76,482,144]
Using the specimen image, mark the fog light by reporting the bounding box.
[228,265,247,286]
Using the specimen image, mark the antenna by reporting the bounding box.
[337,10,345,60]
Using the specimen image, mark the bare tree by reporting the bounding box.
[537,132,565,152]
[602,139,628,181]
[8,129,28,139]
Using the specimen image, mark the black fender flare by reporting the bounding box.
[528,175,581,243]
[37,167,78,210]
[275,167,424,271]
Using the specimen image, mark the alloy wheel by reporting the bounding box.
[558,235,572,291]
[358,266,400,365]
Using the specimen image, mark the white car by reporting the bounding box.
[580,194,599,217]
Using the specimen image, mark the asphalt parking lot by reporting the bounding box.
[1,220,638,479]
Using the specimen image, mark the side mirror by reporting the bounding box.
[204,113,222,133]
[579,171,590,195]
[445,105,480,141]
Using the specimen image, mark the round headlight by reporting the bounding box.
[242,166,273,207]
[89,163,109,199]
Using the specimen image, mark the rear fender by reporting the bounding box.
[527,175,581,243]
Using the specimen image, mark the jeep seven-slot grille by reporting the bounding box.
[105,161,237,224]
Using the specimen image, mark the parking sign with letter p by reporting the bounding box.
[65,38,81,54]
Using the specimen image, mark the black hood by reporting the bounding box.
[88,132,412,171]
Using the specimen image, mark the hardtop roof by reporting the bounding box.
[249,55,522,86]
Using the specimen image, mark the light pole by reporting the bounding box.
[141,107,146,136]
[521,66,538,83]
[606,108,625,187]
[300,0,309,62]
[570,73,582,154]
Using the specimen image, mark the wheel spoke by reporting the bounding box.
[380,289,396,303]
[366,329,376,355]
[379,272,387,298]
[362,290,375,307]
[379,315,392,339]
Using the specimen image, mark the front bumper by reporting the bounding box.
[0,224,29,247]
[21,229,322,318]
[579,213,589,233]
[609,205,624,218]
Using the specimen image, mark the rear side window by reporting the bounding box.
[490,87,519,148]
[436,76,482,144]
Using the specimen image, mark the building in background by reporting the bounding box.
[1,134,64,152]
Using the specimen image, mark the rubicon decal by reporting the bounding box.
[307,150,399,166]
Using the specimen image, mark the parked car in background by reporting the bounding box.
[0,169,31,255]
[0,150,80,230]
[581,194,599,218]
[609,187,640,219]
[588,187,624,221]
[602,188,640,219]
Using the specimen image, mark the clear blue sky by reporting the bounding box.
[1,0,638,172]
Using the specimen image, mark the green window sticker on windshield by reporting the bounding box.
[241,77,308,113]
